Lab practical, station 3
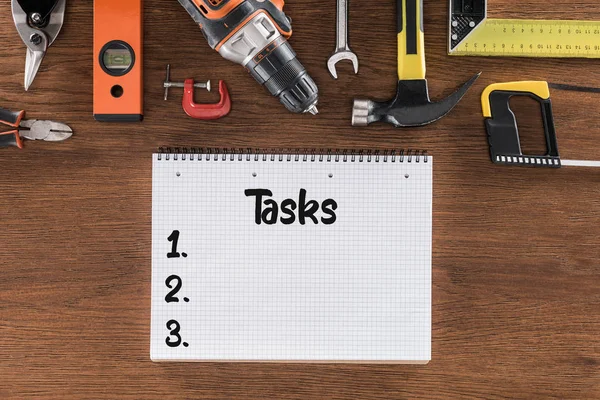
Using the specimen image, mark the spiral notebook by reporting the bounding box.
[151,150,432,363]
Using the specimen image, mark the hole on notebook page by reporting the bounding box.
[509,95,547,156]
[252,172,257,177]
[176,172,181,177]
[328,173,333,178]
[405,174,410,179]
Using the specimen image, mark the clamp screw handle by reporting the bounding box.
[163,64,211,101]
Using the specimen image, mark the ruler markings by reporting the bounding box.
[453,19,600,58]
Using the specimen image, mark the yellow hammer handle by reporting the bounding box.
[397,0,426,80]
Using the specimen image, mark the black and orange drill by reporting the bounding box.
[178,0,319,115]
[94,0,143,122]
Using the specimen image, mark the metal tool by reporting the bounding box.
[163,65,231,121]
[177,0,318,115]
[163,65,211,100]
[0,107,72,149]
[327,0,359,79]
[352,0,480,127]
[12,0,66,90]
[482,81,600,168]
[449,0,600,58]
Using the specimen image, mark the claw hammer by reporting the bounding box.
[352,0,480,127]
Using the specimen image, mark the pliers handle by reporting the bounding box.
[0,108,25,149]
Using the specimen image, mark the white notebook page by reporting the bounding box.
[151,153,432,362]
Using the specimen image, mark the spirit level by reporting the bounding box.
[93,0,143,122]
[449,0,600,58]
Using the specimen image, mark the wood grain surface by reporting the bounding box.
[1,0,599,398]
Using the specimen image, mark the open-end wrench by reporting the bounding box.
[327,0,359,79]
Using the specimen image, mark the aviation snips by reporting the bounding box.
[11,0,66,91]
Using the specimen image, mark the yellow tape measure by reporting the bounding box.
[449,1,600,58]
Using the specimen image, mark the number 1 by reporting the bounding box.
[167,230,181,258]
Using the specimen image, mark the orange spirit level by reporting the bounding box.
[93,0,143,122]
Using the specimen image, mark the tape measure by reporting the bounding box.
[449,0,600,58]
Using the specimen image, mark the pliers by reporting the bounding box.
[0,107,72,149]
[11,0,66,90]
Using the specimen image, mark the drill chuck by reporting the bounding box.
[245,39,319,114]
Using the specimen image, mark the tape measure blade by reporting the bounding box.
[451,19,600,58]
[561,159,600,167]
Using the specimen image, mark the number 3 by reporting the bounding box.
[166,320,183,347]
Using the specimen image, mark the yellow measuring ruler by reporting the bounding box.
[449,0,600,58]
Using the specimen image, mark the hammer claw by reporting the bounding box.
[352,73,481,127]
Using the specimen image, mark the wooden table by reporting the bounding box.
[1,0,599,398]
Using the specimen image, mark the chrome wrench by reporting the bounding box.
[327,0,359,79]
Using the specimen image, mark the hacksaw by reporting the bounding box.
[481,81,600,168]
[449,0,600,58]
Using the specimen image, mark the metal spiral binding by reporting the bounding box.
[157,148,428,163]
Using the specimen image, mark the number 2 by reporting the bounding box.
[165,275,184,303]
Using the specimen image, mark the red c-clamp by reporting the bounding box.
[183,79,231,120]
[163,65,232,120]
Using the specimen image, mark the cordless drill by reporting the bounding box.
[178,0,319,115]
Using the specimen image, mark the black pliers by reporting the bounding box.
[0,107,72,149]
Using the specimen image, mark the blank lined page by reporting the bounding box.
[151,153,432,362]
